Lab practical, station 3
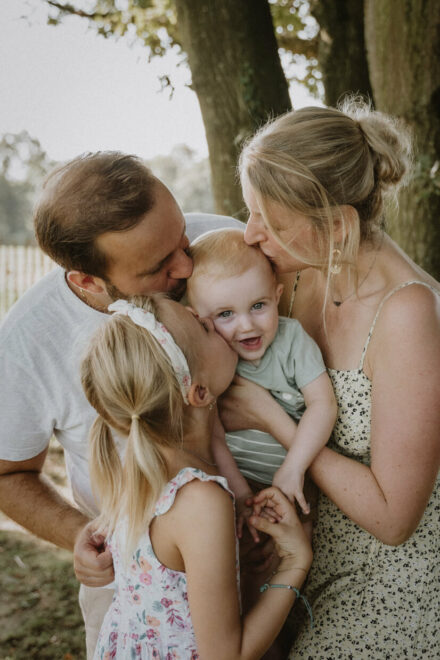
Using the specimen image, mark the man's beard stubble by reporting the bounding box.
[104,279,187,303]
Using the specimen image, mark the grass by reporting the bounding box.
[0,442,86,659]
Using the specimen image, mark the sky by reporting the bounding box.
[0,0,317,165]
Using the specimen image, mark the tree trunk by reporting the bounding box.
[311,0,374,107]
[365,0,440,279]
[174,0,292,219]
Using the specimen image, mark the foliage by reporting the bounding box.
[0,132,55,245]
[0,131,213,245]
[147,144,214,214]
[0,531,85,659]
[45,0,323,96]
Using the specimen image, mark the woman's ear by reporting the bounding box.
[187,383,216,408]
[334,205,358,243]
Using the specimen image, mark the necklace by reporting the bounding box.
[184,448,217,467]
[331,236,383,307]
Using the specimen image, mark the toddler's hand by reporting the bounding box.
[273,464,310,515]
[236,493,260,543]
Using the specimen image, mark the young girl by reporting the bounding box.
[81,295,312,659]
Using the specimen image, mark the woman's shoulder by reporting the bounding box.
[366,280,440,373]
[377,281,440,329]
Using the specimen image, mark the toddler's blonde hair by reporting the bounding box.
[188,228,276,298]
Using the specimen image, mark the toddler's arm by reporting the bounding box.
[212,411,257,540]
[273,371,337,512]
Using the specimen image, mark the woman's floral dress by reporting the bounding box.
[290,282,440,659]
[94,467,238,660]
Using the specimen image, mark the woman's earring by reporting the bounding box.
[330,248,342,275]
[208,399,217,411]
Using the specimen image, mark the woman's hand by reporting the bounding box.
[219,376,297,446]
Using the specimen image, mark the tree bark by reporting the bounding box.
[365,0,440,278]
[311,0,374,107]
[174,0,292,219]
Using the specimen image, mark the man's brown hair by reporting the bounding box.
[34,152,157,277]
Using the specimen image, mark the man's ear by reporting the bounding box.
[186,383,215,408]
[67,271,107,294]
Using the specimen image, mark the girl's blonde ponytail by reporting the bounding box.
[81,295,186,559]
[123,418,167,561]
[88,415,123,534]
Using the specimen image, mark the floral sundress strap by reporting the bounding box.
[154,467,232,517]
[358,280,439,370]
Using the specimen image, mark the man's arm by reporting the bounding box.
[0,448,87,549]
[0,448,114,585]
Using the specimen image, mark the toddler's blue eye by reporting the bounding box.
[218,310,233,319]
[252,302,264,310]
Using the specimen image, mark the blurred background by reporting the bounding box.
[0,1,439,657]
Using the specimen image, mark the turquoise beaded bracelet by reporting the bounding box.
[260,582,314,628]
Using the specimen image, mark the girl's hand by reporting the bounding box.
[250,487,312,571]
[273,464,310,515]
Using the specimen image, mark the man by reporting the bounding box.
[0,152,240,657]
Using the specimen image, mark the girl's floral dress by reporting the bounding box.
[94,467,238,660]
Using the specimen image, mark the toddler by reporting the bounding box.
[187,228,337,535]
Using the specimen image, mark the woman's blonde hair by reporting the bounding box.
[81,295,186,560]
[239,97,412,289]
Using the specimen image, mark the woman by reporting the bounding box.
[220,100,440,658]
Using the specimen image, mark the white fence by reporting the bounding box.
[0,245,56,321]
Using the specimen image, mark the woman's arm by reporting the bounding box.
[310,286,440,545]
[171,481,312,660]
[220,287,440,545]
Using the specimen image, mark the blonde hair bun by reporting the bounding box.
[340,96,413,190]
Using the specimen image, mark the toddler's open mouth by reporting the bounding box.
[239,337,262,351]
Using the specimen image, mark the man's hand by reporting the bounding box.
[73,520,114,587]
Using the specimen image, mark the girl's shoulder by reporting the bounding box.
[155,467,233,517]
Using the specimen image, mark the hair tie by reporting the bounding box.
[131,413,140,421]
[108,300,192,404]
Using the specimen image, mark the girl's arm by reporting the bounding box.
[273,372,337,510]
[170,481,312,660]
[310,286,440,545]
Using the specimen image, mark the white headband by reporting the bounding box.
[108,300,191,404]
